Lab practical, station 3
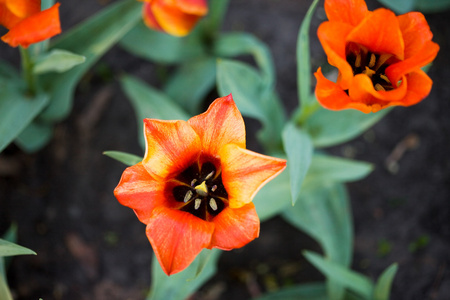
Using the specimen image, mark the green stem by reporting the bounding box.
[19,47,36,96]
[295,101,321,126]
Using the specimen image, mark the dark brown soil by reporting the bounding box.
[1,0,449,299]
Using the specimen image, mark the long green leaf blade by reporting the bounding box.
[374,263,398,300]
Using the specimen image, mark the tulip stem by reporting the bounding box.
[19,47,36,96]
[295,102,321,125]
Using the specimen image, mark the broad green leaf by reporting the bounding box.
[0,271,12,300]
[254,283,328,300]
[38,0,142,122]
[0,239,36,257]
[0,60,19,82]
[253,161,291,221]
[103,151,142,166]
[120,21,206,64]
[147,249,221,300]
[120,74,189,148]
[282,123,313,205]
[15,122,53,153]
[200,0,230,37]
[377,0,415,13]
[1,226,16,278]
[33,49,85,74]
[305,107,391,148]
[284,183,353,268]
[374,264,398,300]
[416,0,450,12]
[0,85,49,152]
[164,57,216,114]
[304,251,374,299]
[214,32,275,88]
[297,0,320,109]
[303,154,373,188]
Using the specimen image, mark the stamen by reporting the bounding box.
[362,66,376,77]
[211,185,217,192]
[380,74,391,84]
[194,198,201,210]
[190,179,197,186]
[205,170,215,180]
[183,190,193,203]
[195,181,208,197]
[368,53,376,68]
[209,198,218,211]
[355,53,362,68]
[374,83,385,91]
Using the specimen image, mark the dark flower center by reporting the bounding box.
[172,161,228,221]
[346,43,396,92]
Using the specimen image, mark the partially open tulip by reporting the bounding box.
[140,0,208,37]
[0,0,61,48]
[314,0,439,113]
[114,95,286,275]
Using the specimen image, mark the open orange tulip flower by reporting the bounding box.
[314,0,440,113]
[0,0,61,48]
[140,0,208,37]
[114,95,286,275]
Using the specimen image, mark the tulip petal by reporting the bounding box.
[317,21,355,89]
[188,94,246,158]
[114,163,167,224]
[314,68,372,113]
[5,0,40,19]
[142,2,164,32]
[324,0,368,26]
[142,119,201,180]
[151,0,202,37]
[1,3,61,48]
[146,207,214,275]
[397,70,432,107]
[210,203,259,250]
[220,144,286,209]
[386,41,439,84]
[349,73,407,103]
[0,4,22,28]
[347,8,404,60]
[398,12,434,59]
[176,0,208,15]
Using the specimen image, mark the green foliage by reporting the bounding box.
[38,0,142,123]
[0,239,36,257]
[282,123,313,205]
[304,107,391,148]
[374,264,398,300]
[408,235,430,253]
[103,151,142,166]
[254,283,328,300]
[33,49,85,74]
[378,0,450,13]
[147,249,221,300]
[120,74,189,148]
[15,122,53,153]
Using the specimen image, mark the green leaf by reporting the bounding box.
[38,0,142,122]
[33,49,85,74]
[0,271,13,300]
[14,122,53,153]
[304,251,374,299]
[120,74,189,149]
[297,0,320,109]
[214,32,275,88]
[200,0,230,37]
[103,151,142,166]
[415,0,450,12]
[254,283,328,300]
[253,160,291,221]
[147,249,221,300]
[374,264,398,300]
[0,239,36,257]
[377,0,415,13]
[0,85,49,152]
[303,154,373,188]
[305,107,391,148]
[282,123,313,205]
[163,57,216,114]
[120,21,206,64]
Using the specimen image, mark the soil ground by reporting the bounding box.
[1,0,449,299]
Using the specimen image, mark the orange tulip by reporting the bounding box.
[314,0,439,113]
[114,95,286,275]
[140,0,208,37]
[0,0,61,48]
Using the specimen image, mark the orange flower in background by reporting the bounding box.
[140,0,208,37]
[0,0,61,48]
[314,0,439,113]
[114,95,286,276]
